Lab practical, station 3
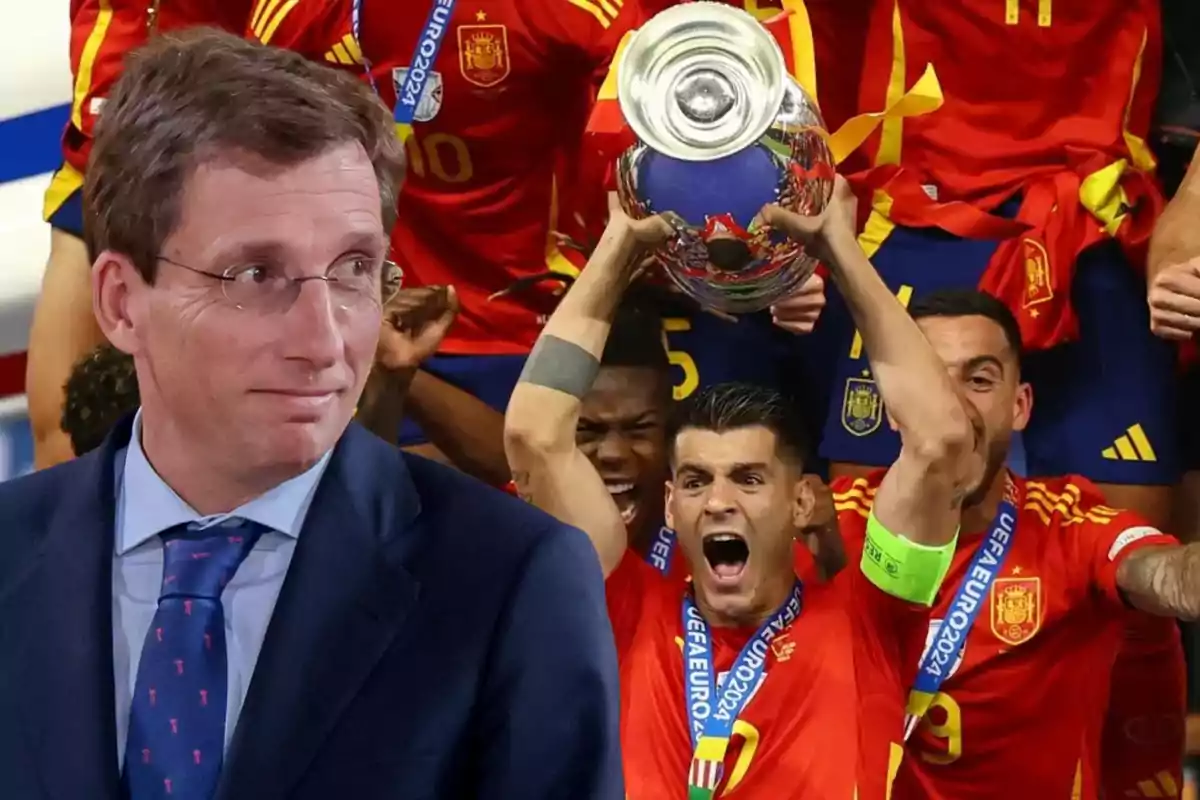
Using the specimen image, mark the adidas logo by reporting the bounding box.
[324,34,363,66]
[1102,424,1157,463]
[1124,769,1180,797]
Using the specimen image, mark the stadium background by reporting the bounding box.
[1,0,76,480]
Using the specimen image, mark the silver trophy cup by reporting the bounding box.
[614,2,834,314]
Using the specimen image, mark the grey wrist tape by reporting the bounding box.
[518,334,601,399]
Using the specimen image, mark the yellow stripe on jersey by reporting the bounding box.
[1023,482,1117,527]
[885,741,903,799]
[326,34,363,66]
[340,33,363,63]
[72,0,115,131]
[42,162,85,223]
[327,43,350,65]
[874,0,908,166]
[832,478,878,503]
[251,0,284,38]
[565,0,623,30]
[833,478,877,519]
[258,0,300,45]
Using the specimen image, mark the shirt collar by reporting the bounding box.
[115,409,332,555]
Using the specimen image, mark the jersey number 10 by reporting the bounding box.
[403,132,475,184]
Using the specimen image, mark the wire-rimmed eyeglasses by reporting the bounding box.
[156,255,403,313]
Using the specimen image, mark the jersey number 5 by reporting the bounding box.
[918,692,963,765]
[663,318,700,400]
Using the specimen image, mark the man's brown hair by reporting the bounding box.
[84,27,405,282]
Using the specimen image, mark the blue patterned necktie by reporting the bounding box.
[123,519,265,800]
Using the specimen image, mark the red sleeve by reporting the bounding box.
[830,474,931,798]
[1080,508,1179,610]
[59,0,157,175]
[526,0,645,82]
[605,548,652,656]
[245,0,344,62]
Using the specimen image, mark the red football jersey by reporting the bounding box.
[851,1,1164,350]
[1099,612,1186,800]
[609,475,928,799]
[56,0,253,176]
[834,471,1181,799]
[256,0,642,355]
[46,0,254,224]
[856,0,1161,209]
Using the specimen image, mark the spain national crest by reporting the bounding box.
[457,24,510,88]
[1021,237,1054,308]
[990,577,1041,646]
[841,376,882,437]
[391,68,443,122]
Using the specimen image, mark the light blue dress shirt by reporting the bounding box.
[111,412,330,768]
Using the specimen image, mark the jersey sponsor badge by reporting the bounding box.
[841,376,883,437]
[391,68,444,122]
[990,577,1041,646]
[1107,526,1162,561]
[457,24,510,87]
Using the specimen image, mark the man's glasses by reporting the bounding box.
[157,255,403,314]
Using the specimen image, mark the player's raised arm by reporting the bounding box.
[765,180,974,612]
[765,179,975,546]
[504,203,671,576]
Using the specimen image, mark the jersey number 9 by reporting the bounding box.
[918,692,963,765]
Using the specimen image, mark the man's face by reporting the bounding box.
[916,314,1032,505]
[577,366,669,540]
[104,142,388,479]
[665,425,811,624]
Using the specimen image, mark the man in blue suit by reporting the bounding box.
[0,29,621,800]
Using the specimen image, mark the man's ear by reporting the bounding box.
[664,479,676,531]
[93,251,145,356]
[791,476,815,530]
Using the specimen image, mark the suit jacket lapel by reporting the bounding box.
[217,425,421,800]
[16,419,128,800]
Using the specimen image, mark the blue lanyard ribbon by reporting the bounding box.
[904,477,1020,739]
[681,580,803,796]
[351,0,457,126]
[646,526,676,576]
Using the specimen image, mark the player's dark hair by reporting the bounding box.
[602,295,670,372]
[909,289,1024,363]
[666,382,810,468]
[60,344,140,456]
[85,27,404,283]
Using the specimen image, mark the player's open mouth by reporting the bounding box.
[702,533,749,582]
[605,480,639,526]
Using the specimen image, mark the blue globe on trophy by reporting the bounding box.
[614,2,835,314]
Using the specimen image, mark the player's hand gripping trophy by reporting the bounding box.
[614,1,835,314]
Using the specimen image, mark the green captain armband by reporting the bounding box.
[860,511,958,606]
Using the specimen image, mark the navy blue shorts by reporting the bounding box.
[46,185,84,238]
[817,223,1179,486]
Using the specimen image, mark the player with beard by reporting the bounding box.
[506,177,979,798]
[833,288,1196,799]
